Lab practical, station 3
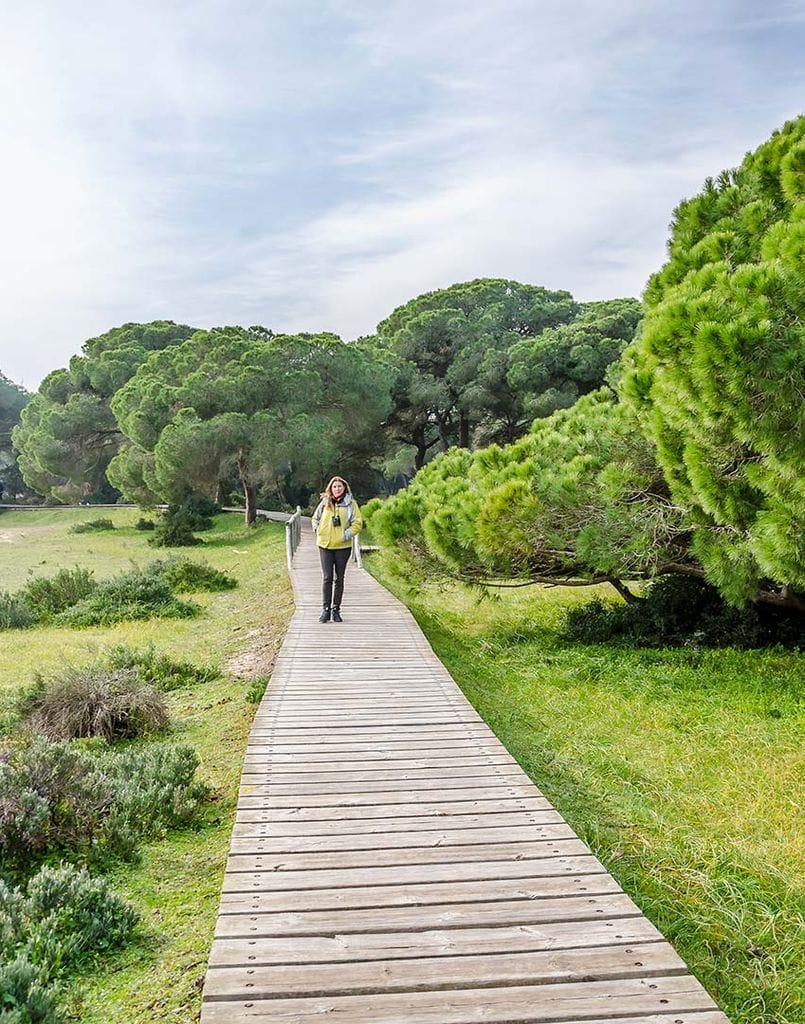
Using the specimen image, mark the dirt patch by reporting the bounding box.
[226,627,282,680]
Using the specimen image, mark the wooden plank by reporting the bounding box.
[243,751,510,765]
[201,976,725,1022]
[220,855,606,893]
[213,892,642,938]
[236,786,544,810]
[240,764,520,785]
[246,739,508,754]
[225,838,589,873]
[204,942,684,998]
[234,797,551,822]
[209,917,664,966]
[228,822,573,848]
[239,773,526,796]
[242,751,523,767]
[218,872,623,914]
[230,808,558,835]
[247,728,492,741]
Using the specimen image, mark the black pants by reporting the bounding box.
[319,546,351,608]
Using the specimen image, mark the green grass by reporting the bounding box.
[366,549,805,1024]
[0,507,294,1022]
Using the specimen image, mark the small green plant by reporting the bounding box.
[0,741,114,875]
[68,519,115,534]
[148,512,202,548]
[0,593,35,631]
[563,575,803,648]
[99,644,220,691]
[0,864,137,1023]
[0,864,138,975]
[152,557,237,593]
[19,667,169,742]
[99,743,206,840]
[134,517,155,531]
[54,567,198,627]
[19,569,97,621]
[0,739,207,876]
[0,955,63,1024]
[245,676,270,704]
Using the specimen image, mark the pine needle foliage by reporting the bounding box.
[623,115,805,607]
[149,557,237,593]
[370,389,691,593]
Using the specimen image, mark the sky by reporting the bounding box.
[1,0,803,389]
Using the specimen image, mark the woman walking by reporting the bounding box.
[312,476,363,623]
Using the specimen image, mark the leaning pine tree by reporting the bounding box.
[623,115,805,611]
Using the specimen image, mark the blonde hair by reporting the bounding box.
[321,476,350,502]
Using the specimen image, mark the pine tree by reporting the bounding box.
[623,116,805,609]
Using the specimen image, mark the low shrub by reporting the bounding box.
[19,569,97,621]
[148,499,218,548]
[0,741,113,873]
[99,743,206,840]
[245,676,270,704]
[0,955,63,1024]
[54,567,198,628]
[0,739,207,876]
[563,575,803,648]
[134,518,155,531]
[0,864,137,975]
[0,593,35,631]
[148,512,202,548]
[20,667,169,742]
[68,519,115,534]
[100,644,220,691]
[0,865,137,1023]
[152,557,237,593]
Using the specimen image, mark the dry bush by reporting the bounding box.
[22,667,169,742]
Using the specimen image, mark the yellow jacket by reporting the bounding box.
[312,494,364,550]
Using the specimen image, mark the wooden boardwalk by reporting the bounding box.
[201,529,729,1023]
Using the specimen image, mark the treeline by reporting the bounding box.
[370,116,805,615]
[5,115,804,614]
[6,287,639,520]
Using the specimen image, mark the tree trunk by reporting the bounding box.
[236,450,257,525]
[435,413,452,451]
[459,412,470,449]
[214,479,224,505]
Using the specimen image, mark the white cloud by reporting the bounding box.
[0,1,802,386]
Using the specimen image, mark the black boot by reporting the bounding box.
[319,606,331,623]
[331,607,343,623]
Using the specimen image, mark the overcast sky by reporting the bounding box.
[1,0,802,388]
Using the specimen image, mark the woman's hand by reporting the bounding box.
[343,527,353,541]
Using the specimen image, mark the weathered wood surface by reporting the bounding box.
[201,529,729,1022]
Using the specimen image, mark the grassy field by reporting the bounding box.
[367,549,804,1024]
[0,507,294,1022]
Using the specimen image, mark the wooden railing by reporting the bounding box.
[351,533,362,568]
[285,506,303,571]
